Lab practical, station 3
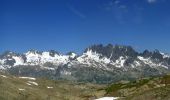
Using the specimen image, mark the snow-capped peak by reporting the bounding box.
[25,51,41,65]
[24,51,70,65]
[0,44,169,71]
[76,49,111,65]
[12,56,25,66]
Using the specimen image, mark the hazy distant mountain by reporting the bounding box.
[0,44,170,83]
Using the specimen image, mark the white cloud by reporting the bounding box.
[147,0,157,3]
[67,4,86,19]
[114,0,120,4]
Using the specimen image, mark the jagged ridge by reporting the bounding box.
[0,44,170,83]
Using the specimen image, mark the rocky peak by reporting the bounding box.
[49,50,59,57]
[85,44,138,61]
[26,49,42,55]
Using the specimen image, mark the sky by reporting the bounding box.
[0,0,170,54]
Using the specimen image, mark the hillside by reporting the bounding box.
[1,72,170,100]
[0,72,106,100]
[106,74,170,100]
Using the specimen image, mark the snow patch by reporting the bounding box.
[77,49,111,65]
[69,53,77,59]
[138,56,168,69]
[0,75,7,78]
[26,83,32,86]
[161,52,170,59]
[28,81,38,86]
[47,86,53,89]
[25,51,41,65]
[111,56,127,68]
[134,61,141,66]
[12,56,25,66]
[0,59,5,65]
[41,52,70,65]
[42,67,55,70]
[95,97,120,100]
[18,88,25,91]
[19,77,36,80]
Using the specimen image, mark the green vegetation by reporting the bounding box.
[106,74,170,100]
[106,78,150,94]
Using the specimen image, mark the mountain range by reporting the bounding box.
[0,44,170,83]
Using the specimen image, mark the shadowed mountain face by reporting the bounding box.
[0,44,170,83]
[85,44,138,60]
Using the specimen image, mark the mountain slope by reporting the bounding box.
[0,44,170,83]
[106,74,170,100]
[1,72,170,100]
[0,72,105,100]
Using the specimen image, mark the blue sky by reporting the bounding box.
[0,0,170,54]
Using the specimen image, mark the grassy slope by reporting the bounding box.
[106,75,170,100]
[0,73,106,100]
[1,72,170,100]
